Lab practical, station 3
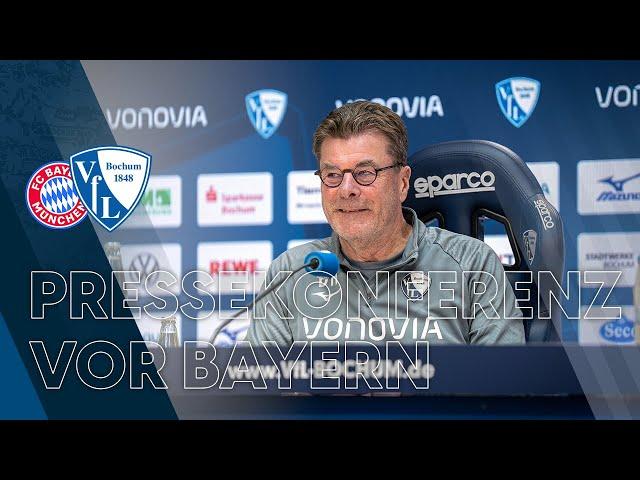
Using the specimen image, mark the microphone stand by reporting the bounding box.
[208,259,319,344]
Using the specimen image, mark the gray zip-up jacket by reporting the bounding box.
[246,207,525,347]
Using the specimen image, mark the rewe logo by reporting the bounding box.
[335,96,444,118]
[70,146,152,231]
[197,241,272,294]
[595,85,640,108]
[106,106,208,130]
[414,171,496,199]
[209,259,260,275]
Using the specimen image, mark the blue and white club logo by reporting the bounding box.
[495,77,541,128]
[401,272,430,300]
[245,89,288,139]
[70,146,152,232]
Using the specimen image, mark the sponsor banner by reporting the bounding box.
[484,234,516,266]
[335,96,444,118]
[595,84,640,109]
[120,243,182,296]
[287,239,319,251]
[578,232,640,287]
[196,241,273,294]
[579,306,635,345]
[196,310,250,347]
[122,175,181,229]
[106,105,208,130]
[197,172,273,226]
[526,161,559,211]
[578,159,640,215]
[287,170,327,224]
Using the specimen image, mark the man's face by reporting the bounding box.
[318,132,411,245]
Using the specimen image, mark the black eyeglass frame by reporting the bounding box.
[314,162,404,187]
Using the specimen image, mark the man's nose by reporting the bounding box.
[338,172,361,198]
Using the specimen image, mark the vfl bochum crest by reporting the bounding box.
[401,272,431,300]
[245,89,288,139]
[70,146,152,232]
[495,77,541,128]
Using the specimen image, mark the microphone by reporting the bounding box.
[304,250,339,277]
[208,250,339,344]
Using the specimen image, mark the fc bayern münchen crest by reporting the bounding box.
[26,162,88,229]
[245,89,288,139]
[401,271,431,300]
[495,77,541,128]
[70,146,151,232]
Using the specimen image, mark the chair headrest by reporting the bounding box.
[404,140,565,336]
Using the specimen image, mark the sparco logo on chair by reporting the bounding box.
[414,171,496,199]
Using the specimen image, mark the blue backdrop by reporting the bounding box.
[81,60,640,344]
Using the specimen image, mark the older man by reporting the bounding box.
[245,100,524,346]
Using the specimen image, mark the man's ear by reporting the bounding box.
[399,165,411,202]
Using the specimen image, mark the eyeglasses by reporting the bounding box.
[314,162,404,188]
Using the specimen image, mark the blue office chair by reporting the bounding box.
[404,140,564,342]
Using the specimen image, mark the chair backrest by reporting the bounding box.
[403,140,564,342]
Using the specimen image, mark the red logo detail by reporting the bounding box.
[209,259,259,275]
[206,186,217,202]
[26,162,87,229]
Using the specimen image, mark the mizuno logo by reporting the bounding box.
[599,172,640,191]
